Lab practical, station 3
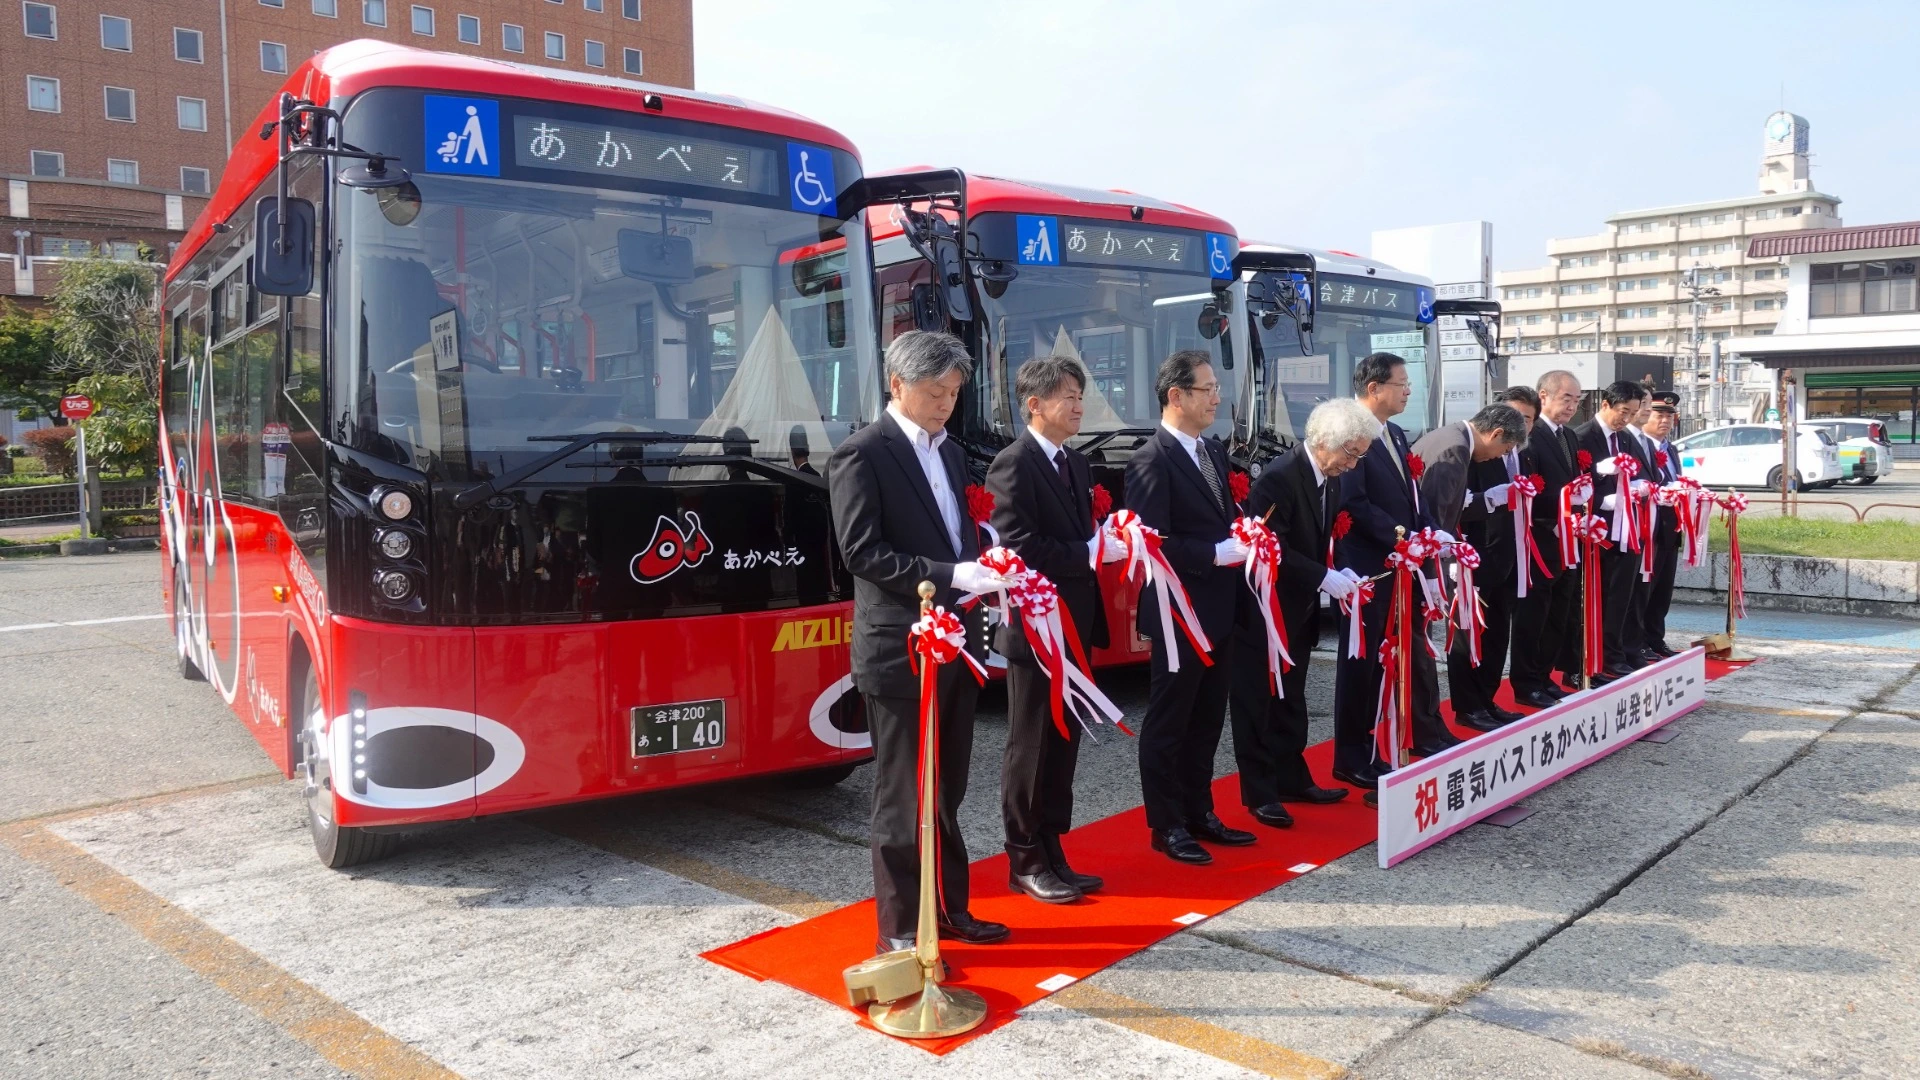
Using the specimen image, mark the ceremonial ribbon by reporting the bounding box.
[1688,481,1714,568]
[1595,453,1642,553]
[905,602,981,914]
[1569,513,1612,678]
[1445,539,1485,667]
[1657,481,1699,568]
[1340,577,1374,659]
[1102,509,1213,672]
[1559,474,1593,569]
[1373,532,1434,765]
[1328,509,1353,570]
[1373,636,1410,767]
[1719,491,1749,619]
[1231,515,1294,695]
[1636,475,1659,583]
[1508,473,1550,597]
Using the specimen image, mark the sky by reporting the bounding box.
[692,0,1920,273]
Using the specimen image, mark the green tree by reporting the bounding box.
[49,256,161,397]
[71,372,157,477]
[0,302,65,422]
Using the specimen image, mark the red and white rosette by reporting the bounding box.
[1656,480,1699,566]
[1718,491,1750,619]
[910,604,988,683]
[1231,515,1294,694]
[1007,568,1129,739]
[1444,539,1485,666]
[1508,473,1551,597]
[1328,509,1352,570]
[1595,452,1642,552]
[1559,474,1594,569]
[1102,509,1213,671]
[964,483,999,548]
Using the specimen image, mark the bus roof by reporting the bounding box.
[1239,241,1434,287]
[868,168,1236,244]
[170,39,862,281]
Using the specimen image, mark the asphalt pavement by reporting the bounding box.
[3,552,1916,1079]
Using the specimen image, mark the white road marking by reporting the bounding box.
[0,613,167,633]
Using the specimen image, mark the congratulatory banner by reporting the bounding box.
[1377,648,1709,868]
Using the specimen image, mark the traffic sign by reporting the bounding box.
[60,394,95,420]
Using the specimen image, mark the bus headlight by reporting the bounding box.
[374,569,413,602]
[377,529,413,560]
[373,487,414,521]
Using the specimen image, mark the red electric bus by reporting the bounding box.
[869,174,1240,664]
[160,41,957,866]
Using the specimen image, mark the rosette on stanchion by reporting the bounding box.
[972,546,1128,739]
[1231,515,1293,694]
[1373,527,1434,770]
[1690,491,1754,661]
[1100,509,1213,671]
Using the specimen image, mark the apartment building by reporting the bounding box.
[1494,112,1844,418]
[1,0,693,305]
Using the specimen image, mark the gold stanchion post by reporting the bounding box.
[844,581,987,1040]
[1694,489,1754,661]
[1393,526,1411,769]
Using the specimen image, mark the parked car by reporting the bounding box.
[1809,417,1896,485]
[1671,423,1843,491]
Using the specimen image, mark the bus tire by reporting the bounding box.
[295,662,398,869]
[173,574,205,682]
[780,762,862,789]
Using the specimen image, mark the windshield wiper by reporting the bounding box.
[450,431,745,510]
[570,454,830,492]
[1074,428,1157,456]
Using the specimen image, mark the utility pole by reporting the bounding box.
[1678,264,1720,430]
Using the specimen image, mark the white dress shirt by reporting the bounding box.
[1159,420,1205,471]
[889,404,963,556]
[1028,426,1066,467]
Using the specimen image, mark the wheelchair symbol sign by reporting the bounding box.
[787,142,837,216]
[1416,286,1435,324]
[1206,232,1235,279]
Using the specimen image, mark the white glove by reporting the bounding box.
[1601,494,1617,511]
[1595,456,1618,476]
[1433,530,1456,545]
[1631,480,1652,497]
[1319,568,1355,600]
[1087,533,1128,564]
[1340,567,1366,583]
[1213,537,1249,567]
[1482,483,1512,511]
[1570,489,1591,507]
[951,561,1012,595]
[1461,489,1475,510]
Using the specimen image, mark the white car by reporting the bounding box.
[1811,417,1896,485]
[1672,423,1843,491]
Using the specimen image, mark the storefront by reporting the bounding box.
[1806,369,1920,442]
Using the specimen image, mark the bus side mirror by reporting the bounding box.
[617,229,695,283]
[929,234,973,322]
[909,283,947,332]
[253,197,315,297]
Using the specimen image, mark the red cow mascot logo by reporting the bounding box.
[630,512,713,584]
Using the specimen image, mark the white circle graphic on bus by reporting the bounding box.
[328,706,527,810]
[808,673,869,751]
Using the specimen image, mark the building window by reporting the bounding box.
[584,0,602,10]
[1559,311,1578,323]
[1639,335,1658,347]
[176,95,207,131]
[456,13,477,42]
[1811,260,1919,317]
[23,1,54,38]
[1523,314,1541,325]
[1752,298,1777,311]
[104,85,135,121]
[1579,282,1600,294]
[1616,280,1635,292]
[1753,329,1773,337]
[1753,208,1777,220]
[174,27,203,61]
[1783,206,1801,216]
[411,5,432,34]
[314,0,338,16]
[622,46,642,74]
[1559,285,1577,296]
[261,0,284,7]
[584,38,603,67]
[100,14,131,51]
[30,150,63,176]
[363,0,386,25]
[501,21,522,50]
[622,0,640,17]
[1752,268,1777,280]
[260,40,287,72]
[544,30,564,59]
[26,74,60,112]
[1811,205,1825,215]
[181,166,210,193]
[1640,278,1658,289]
[107,158,139,184]
[42,238,92,257]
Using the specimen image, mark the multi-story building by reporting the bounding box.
[1494,112,1845,420]
[1,0,693,305]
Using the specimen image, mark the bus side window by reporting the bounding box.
[278,160,328,575]
[876,258,931,352]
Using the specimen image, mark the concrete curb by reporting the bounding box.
[1675,551,1920,619]
[0,537,157,559]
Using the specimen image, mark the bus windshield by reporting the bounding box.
[1246,270,1435,443]
[337,174,877,480]
[974,265,1232,442]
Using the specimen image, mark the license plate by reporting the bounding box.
[630,698,725,757]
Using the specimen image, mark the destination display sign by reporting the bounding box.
[512,115,777,196]
[1319,276,1422,317]
[1058,219,1208,275]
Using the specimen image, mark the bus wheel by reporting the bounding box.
[296,664,398,869]
[173,574,204,682]
[780,762,862,789]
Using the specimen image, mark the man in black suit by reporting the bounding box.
[1575,380,1652,680]
[986,355,1117,905]
[828,330,1015,953]
[1512,371,1587,706]
[1636,392,1684,658]
[1230,397,1381,827]
[1412,399,1531,731]
[1330,352,1455,796]
[1125,349,1257,865]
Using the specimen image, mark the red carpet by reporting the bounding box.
[705,657,1755,1053]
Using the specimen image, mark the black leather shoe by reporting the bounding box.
[1043,835,1102,894]
[1540,684,1570,700]
[1514,689,1561,710]
[1363,790,1378,808]
[937,912,1010,944]
[1277,785,1349,804]
[1632,649,1663,667]
[1249,802,1294,828]
[1456,709,1504,732]
[1603,664,1639,680]
[1416,730,1465,754]
[1489,705,1526,723]
[1009,869,1081,905]
[1151,826,1211,864]
[1331,766,1381,791]
[1186,812,1256,846]
[1649,642,1679,659]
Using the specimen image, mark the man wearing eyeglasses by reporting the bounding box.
[1125,349,1257,865]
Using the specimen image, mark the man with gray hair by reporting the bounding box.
[830,329,1015,952]
[1229,398,1381,825]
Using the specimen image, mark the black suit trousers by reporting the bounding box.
[1228,616,1317,807]
[865,665,978,942]
[1514,555,1578,693]
[1448,570,1513,713]
[1641,528,1682,650]
[1139,630,1231,831]
[1601,546,1643,669]
[1001,653,1081,875]
[1333,581,1450,774]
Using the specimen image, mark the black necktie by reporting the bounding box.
[1194,440,1226,510]
[1609,432,1619,457]
[1053,449,1072,492]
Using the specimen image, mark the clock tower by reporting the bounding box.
[1758,111,1812,195]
